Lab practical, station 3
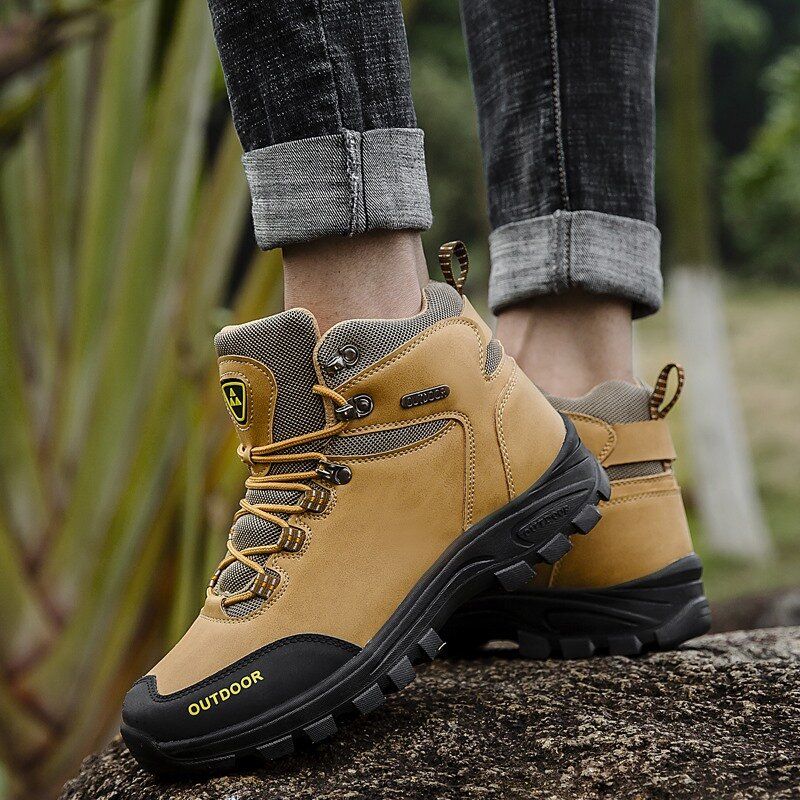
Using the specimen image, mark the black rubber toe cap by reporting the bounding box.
[122,634,360,743]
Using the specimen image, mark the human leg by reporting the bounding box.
[207,0,431,329]
[460,0,660,395]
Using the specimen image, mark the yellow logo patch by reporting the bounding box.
[221,378,248,424]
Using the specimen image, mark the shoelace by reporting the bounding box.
[209,384,350,607]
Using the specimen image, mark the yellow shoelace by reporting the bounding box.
[210,384,349,607]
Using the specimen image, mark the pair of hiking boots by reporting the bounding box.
[122,242,710,772]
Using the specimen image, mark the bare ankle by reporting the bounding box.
[282,230,426,332]
[496,290,634,397]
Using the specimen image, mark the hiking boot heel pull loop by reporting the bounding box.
[438,240,469,295]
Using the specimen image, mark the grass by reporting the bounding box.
[635,280,800,601]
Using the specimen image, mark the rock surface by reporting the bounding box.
[61,628,800,800]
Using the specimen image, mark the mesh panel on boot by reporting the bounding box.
[223,596,264,618]
[213,310,323,615]
[547,381,663,479]
[318,282,463,388]
[485,339,503,374]
[326,419,449,457]
[215,308,324,442]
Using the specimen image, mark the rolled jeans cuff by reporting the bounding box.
[243,128,433,251]
[488,210,662,318]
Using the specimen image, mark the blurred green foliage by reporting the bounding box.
[705,0,800,280]
[407,1,491,302]
[635,284,800,599]
[0,1,278,796]
[725,49,800,280]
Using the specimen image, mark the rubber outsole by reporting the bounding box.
[442,554,712,660]
[121,416,609,774]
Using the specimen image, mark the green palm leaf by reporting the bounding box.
[0,1,279,795]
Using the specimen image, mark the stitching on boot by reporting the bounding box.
[567,412,617,462]
[604,488,681,507]
[611,472,676,488]
[495,366,519,500]
[338,318,490,392]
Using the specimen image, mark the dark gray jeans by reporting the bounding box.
[207,0,661,317]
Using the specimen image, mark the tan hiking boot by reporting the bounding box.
[121,244,608,771]
[443,364,711,659]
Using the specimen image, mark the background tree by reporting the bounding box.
[662,0,771,558]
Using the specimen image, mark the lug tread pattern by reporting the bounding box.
[353,684,386,715]
[571,504,602,534]
[537,534,573,564]
[607,635,644,656]
[517,631,552,659]
[303,714,337,744]
[251,640,438,768]
[417,629,444,661]
[515,596,711,661]
[559,637,596,659]
[494,561,536,591]
[387,656,417,691]
[256,734,294,760]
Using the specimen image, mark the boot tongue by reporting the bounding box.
[215,307,325,449]
[213,308,324,616]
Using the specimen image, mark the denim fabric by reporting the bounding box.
[207,0,417,150]
[206,0,431,248]
[207,0,661,315]
[244,129,432,250]
[489,210,662,318]
[461,0,660,315]
[461,0,658,228]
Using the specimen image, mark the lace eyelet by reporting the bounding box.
[323,344,360,376]
[252,570,281,600]
[334,394,374,421]
[299,483,331,512]
[279,526,307,553]
[316,460,352,485]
